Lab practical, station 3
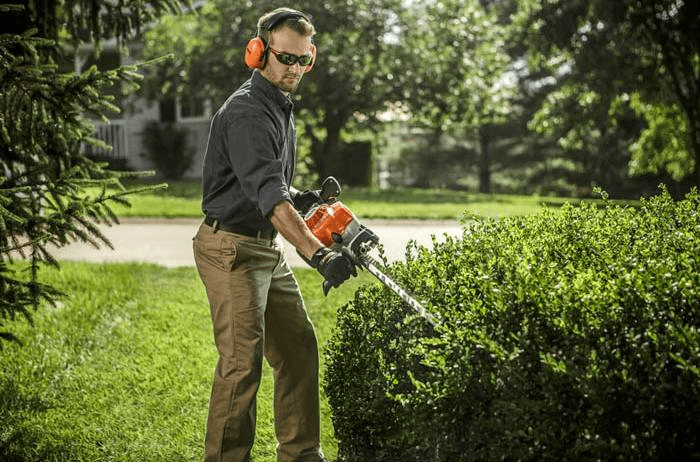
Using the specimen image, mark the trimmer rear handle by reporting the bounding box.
[320,176,341,202]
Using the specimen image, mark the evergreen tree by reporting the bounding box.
[0,0,182,345]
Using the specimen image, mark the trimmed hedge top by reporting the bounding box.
[325,188,700,461]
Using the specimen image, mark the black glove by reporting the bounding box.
[292,189,322,215]
[310,247,357,295]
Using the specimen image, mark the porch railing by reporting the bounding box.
[89,120,127,159]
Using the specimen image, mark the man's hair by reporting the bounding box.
[257,7,315,43]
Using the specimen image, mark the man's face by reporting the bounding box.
[260,26,313,94]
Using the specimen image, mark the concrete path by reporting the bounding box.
[48,218,464,267]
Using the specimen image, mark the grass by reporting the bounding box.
[109,180,612,220]
[1,261,374,461]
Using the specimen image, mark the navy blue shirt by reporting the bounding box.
[201,70,296,233]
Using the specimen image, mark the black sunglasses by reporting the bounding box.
[269,47,313,67]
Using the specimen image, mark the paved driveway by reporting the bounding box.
[48,218,464,267]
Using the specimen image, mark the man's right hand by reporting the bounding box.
[310,247,357,294]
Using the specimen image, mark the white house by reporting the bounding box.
[75,36,211,179]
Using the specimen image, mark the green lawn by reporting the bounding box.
[1,262,374,461]
[110,180,609,219]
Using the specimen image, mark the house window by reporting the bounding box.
[159,98,176,123]
[159,96,211,123]
[177,96,211,121]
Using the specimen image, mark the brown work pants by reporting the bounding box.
[193,223,323,462]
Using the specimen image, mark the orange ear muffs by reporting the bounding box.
[245,10,316,72]
[246,38,317,73]
[245,36,267,69]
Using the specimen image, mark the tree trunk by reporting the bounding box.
[688,101,700,186]
[693,127,700,186]
[308,107,348,181]
[306,124,324,180]
[478,125,492,194]
[322,113,343,180]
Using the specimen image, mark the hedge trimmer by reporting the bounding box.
[303,177,440,327]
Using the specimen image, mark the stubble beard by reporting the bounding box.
[278,73,301,93]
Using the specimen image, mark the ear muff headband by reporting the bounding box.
[244,10,316,73]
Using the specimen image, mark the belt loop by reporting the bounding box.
[212,219,219,233]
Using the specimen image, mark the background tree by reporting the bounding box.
[395,0,697,196]
[515,0,700,187]
[0,0,182,345]
[398,0,516,193]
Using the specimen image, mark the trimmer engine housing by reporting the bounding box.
[304,201,379,259]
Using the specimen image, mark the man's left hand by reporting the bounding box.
[310,247,357,295]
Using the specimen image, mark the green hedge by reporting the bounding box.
[324,188,700,461]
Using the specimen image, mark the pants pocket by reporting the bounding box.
[194,225,239,272]
[220,235,238,271]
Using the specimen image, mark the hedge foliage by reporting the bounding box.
[324,188,700,461]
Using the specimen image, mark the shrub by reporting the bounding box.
[324,187,700,461]
[142,121,195,180]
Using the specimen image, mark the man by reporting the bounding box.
[193,8,355,462]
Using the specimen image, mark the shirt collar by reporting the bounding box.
[252,70,294,110]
